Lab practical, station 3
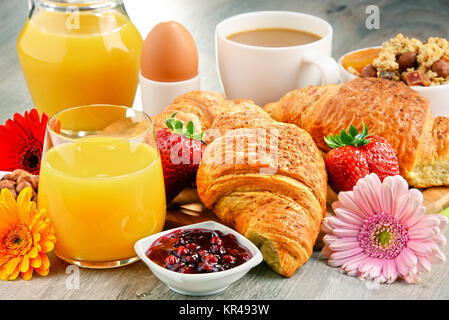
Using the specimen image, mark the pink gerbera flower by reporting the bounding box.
[321,173,448,284]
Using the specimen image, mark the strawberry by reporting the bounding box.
[156,113,206,203]
[360,135,401,182]
[324,146,370,193]
[324,124,400,193]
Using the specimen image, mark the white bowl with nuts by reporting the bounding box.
[338,46,449,118]
[0,169,39,201]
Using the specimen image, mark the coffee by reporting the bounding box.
[227,28,321,47]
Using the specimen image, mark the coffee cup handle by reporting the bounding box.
[302,51,340,84]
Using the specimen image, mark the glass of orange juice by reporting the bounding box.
[38,105,166,268]
[17,0,143,117]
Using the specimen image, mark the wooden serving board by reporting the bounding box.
[165,186,449,249]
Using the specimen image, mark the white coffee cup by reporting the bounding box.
[216,11,340,106]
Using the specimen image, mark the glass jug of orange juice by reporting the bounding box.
[17,0,143,117]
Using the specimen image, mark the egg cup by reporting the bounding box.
[139,73,200,116]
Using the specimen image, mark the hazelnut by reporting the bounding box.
[0,169,39,202]
[431,59,449,78]
[397,52,417,72]
[360,64,377,78]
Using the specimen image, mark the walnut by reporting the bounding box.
[0,169,39,202]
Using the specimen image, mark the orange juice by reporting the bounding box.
[17,10,143,117]
[38,137,166,262]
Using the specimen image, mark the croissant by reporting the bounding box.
[264,77,449,188]
[196,103,327,277]
[151,90,253,132]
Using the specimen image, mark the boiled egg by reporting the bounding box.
[141,21,199,82]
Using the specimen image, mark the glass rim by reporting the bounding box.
[47,104,153,142]
[34,0,123,11]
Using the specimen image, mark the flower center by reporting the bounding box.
[378,230,391,246]
[18,140,42,175]
[358,213,408,259]
[1,224,33,256]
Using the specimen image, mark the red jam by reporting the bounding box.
[146,228,253,274]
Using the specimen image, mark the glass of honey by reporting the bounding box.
[38,105,166,268]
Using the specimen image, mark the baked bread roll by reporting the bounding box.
[264,77,449,188]
[151,90,252,133]
[196,103,327,277]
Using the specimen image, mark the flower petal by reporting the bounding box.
[33,232,41,244]
[436,214,448,230]
[409,227,435,241]
[409,215,441,230]
[0,267,9,281]
[0,188,18,209]
[407,188,423,205]
[334,191,366,217]
[355,173,383,214]
[28,246,39,259]
[35,266,49,277]
[0,202,19,227]
[321,245,332,258]
[344,268,359,277]
[330,228,360,237]
[395,252,413,276]
[416,256,432,273]
[380,182,394,214]
[353,185,376,217]
[401,204,426,227]
[395,194,424,225]
[403,268,420,284]
[374,274,387,284]
[19,255,30,273]
[383,175,409,199]
[321,221,332,234]
[323,234,338,246]
[17,188,33,223]
[325,216,360,230]
[407,240,433,256]
[334,208,363,225]
[359,257,382,279]
[382,259,399,283]
[30,254,42,269]
[21,267,33,281]
[40,240,54,253]
[432,233,447,248]
[358,257,375,274]
[428,249,445,265]
[4,257,20,276]
[7,265,21,281]
[40,253,50,269]
[327,237,360,251]
[401,248,418,268]
[341,252,367,271]
[0,255,9,267]
[330,247,364,260]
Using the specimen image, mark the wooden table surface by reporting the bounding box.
[1,0,449,300]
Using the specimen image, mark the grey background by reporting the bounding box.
[0,0,448,299]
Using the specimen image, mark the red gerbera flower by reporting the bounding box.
[0,109,48,175]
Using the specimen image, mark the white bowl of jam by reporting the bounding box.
[134,221,263,296]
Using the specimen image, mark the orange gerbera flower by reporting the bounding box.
[0,187,56,281]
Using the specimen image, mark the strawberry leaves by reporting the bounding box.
[165,113,204,141]
[324,123,372,149]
